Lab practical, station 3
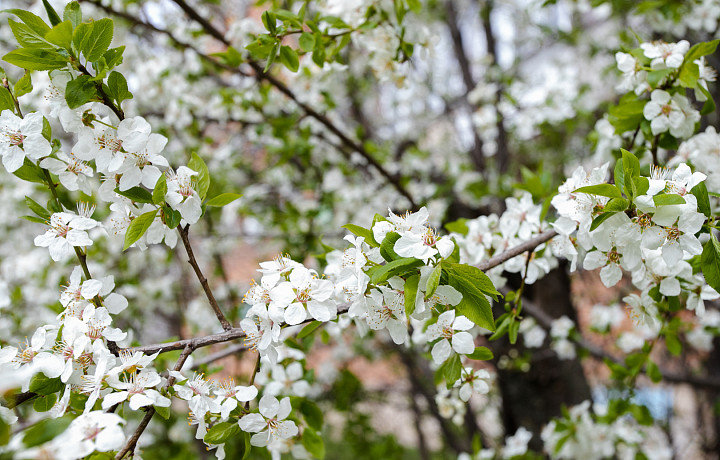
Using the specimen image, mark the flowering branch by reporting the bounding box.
[114,344,195,460]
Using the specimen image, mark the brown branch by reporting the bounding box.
[115,345,194,459]
[178,224,232,331]
[477,230,558,271]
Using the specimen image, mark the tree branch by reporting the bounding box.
[178,224,232,331]
[477,230,558,271]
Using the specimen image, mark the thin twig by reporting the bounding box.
[178,224,233,331]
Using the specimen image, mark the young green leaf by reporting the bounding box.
[467,346,494,361]
[302,428,325,460]
[25,196,50,219]
[65,75,96,109]
[653,194,685,206]
[152,173,167,205]
[3,9,51,36]
[299,32,315,52]
[3,48,67,70]
[692,181,711,217]
[45,20,73,50]
[370,257,422,285]
[206,193,242,207]
[701,234,720,294]
[106,71,132,104]
[425,264,442,300]
[188,152,210,200]
[300,399,324,431]
[13,72,32,98]
[342,224,379,247]
[404,273,419,317]
[115,186,153,204]
[63,1,81,28]
[573,183,622,199]
[204,422,240,445]
[279,45,299,72]
[42,0,62,26]
[124,209,158,250]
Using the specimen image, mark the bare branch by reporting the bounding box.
[477,230,558,271]
[178,225,233,331]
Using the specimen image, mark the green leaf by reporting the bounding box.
[72,18,113,61]
[45,20,73,50]
[3,9,51,36]
[106,71,132,104]
[206,193,242,207]
[3,48,67,70]
[299,32,315,52]
[404,274,419,317]
[25,196,50,219]
[342,223,379,247]
[262,10,277,34]
[312,35,326,67]
[160,205,182,229]
[443,353,462,385]
[692,182,711,217]
[604,197,629,212]
[701,234,720,294]
[102,46,125,69]
[65,75,96,108]
[302,428,325,459]
[279,45,299,72]
[29,373,64,395]
[653,194,685,206]
[665,331,682,356]
[647,68,672,87]
[9,19,53,49]
[14,72,32,98]
[23,416,72,448]
[42,0,62,26]
[614,158,625,196]
[155,404,170,420]
[115,186,153,204]
[698,84,716,116]
[370,257,422,285]
[633,176,649,196]
[204,422,240,445]
[124,209,158,250]
[467,346,494,360]
[63,1,81,28]
[444,218,469,236]
[590,212,618,232]
[380,232,401,262]
[573,184,622,199]
[22,215,48,224]
[0,417,10,446]
[684,39,720,64]
[607,96,646,133]
[13,158,47,184]
[444,264,497,331]
[622,148,640,198]
[152,173,167,205]
[508,317,520,344]
[33,393,57,412]
[425,264,442,300]
[297,321,322,339]
[264,41,279,72]
[188,152,210,200]
[300,399,324,431]
[678,61,699,88]
[646,360,662,383]
[0,86,14,113]
[444,263,500,298]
